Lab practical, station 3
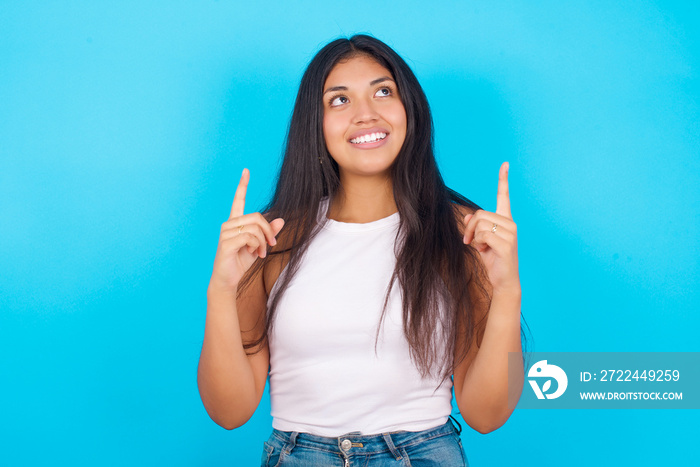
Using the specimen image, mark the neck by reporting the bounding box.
[328,174,397,223]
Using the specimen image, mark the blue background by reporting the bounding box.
[1,1,698,465]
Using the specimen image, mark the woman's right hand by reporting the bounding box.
[209,168,285,294]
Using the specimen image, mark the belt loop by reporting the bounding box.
[286,431,299,454]
[381,433,403,461]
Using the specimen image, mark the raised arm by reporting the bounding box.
[453,162,524,434]
[197,169,285,429]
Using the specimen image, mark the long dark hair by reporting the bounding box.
[240,35,497,381]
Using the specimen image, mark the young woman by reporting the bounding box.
[198,35,524,466]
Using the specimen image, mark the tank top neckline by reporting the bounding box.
[319,197,400,233]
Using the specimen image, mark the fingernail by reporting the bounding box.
[271,237,277,246]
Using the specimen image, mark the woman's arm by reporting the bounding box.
[198,276,270,430]
[453,288,522,434]
[197,169,284,429]
[453,162,524,434]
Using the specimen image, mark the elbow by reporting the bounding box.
[470,417,508,434]
[464,409,512,434]
[206,405,254,431]
[456,378,523,434]
[456,396,515,434]
[197,371,260,431]
[217,419,237,431]
[218,419,244,431]
[198,385,256,431]
[201,392,256,430]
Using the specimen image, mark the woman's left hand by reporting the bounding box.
[462,162,520,296]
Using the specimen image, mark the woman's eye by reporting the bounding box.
[329,96,348,107]
[375,87,392,97]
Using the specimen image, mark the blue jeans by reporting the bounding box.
[260,419,468,466]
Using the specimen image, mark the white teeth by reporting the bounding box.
[350,132,387,144]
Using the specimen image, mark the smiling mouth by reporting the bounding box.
[349,132,387,144]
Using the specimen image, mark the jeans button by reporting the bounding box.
[341,439,352,451]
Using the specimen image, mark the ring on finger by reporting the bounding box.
[236,225,244,234]
[491,223,498,233]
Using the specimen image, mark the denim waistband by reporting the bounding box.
[269,418,460,457]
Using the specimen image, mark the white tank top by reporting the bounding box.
[268,199,453,436]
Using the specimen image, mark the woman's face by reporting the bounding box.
[322,55,407,181]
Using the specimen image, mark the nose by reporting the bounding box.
[352,97,379,125]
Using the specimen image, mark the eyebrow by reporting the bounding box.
[323,76,395,95]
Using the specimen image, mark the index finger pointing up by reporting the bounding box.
[230,168,250,219]
[496,162,512,218]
